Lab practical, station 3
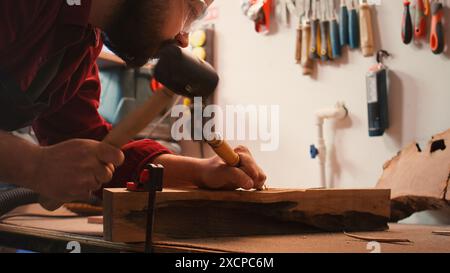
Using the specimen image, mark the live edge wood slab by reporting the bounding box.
[376,129,450,222]
[103,188,391,243]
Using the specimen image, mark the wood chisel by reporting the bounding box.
[359,0,374,57]
[329,0,342,59]
[348,0,360,49]
[402,0,413,44]
[414,0,427,40]
[40,44,220,211]
[430,1,445,54]
[310,0,321,59]
[294,0,306,63]
[339,0,350,47]
[301,0,314,75]
[206,133,241,167]
[319,0,332,61]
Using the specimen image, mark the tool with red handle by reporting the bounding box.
[402,0,413,44]
[414,0,427,39]
[430,1,445,54]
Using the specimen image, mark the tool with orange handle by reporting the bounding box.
[414,0,427,39]
[430,1,445,54]
[424,0,431,16]
[206,133,241,167]
[402,0,413,44]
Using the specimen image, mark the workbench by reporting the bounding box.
[0,205,449,253]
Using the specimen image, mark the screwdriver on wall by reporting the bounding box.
[295,0,305,63]
[349,0,360,49]
[319,0,331,61]
[430,0,445,54]
[359,0,374,57]
[339,0,350,47]
[415,0,427,40]
[329,0,342,59]
[301,0,314,75]
[310,0,321,59]
[402,0,413,44]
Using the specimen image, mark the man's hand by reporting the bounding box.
[198,146,267,190]
[32,139,125,202]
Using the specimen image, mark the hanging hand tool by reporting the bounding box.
[301,0,314,74]
[319,0,332,61]
[414,0,427,39]
[424,0,431,16]
[402,0,414,44]
[359,0,375,57]
[310,0,322,59]
[430,1,445,54]
[339,0,350,47]
[348,0,360,49]
[329,0,342,58]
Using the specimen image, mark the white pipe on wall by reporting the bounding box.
[313,102,348,188]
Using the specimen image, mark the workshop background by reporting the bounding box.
[184,0,450,224]
[203,1,449,190]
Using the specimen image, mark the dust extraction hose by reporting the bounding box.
[0,188,39,217]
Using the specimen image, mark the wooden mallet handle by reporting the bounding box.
[40,89,175,211]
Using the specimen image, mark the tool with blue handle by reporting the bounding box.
[339,0,349,47]
[329,0,341,58]
[348,0,360,49]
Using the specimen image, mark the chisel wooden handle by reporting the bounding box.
[339,0,349,46]
[40,88,175,211]
[414,0,427,39]
[301,21,314,75]
[402,0,413,44]
[430,2,444,54]
[349,7,360,49]
[359,1,374,57]
[206,133,240,167]
[295,24,303,63]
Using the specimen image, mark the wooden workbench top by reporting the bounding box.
[1,205,449,253]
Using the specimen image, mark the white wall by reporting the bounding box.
[209,0,450,190]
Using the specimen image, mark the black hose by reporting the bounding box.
[0,188,39,217]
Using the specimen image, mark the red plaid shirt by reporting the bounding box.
[0,0,171,191]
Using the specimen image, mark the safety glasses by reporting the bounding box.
[181,0,213,34]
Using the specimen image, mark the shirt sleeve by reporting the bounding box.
[33,63,172,192]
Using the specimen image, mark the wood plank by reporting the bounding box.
[103,188,391,243]
[376,129,450,221]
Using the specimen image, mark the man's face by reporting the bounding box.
[104,0,212,67]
